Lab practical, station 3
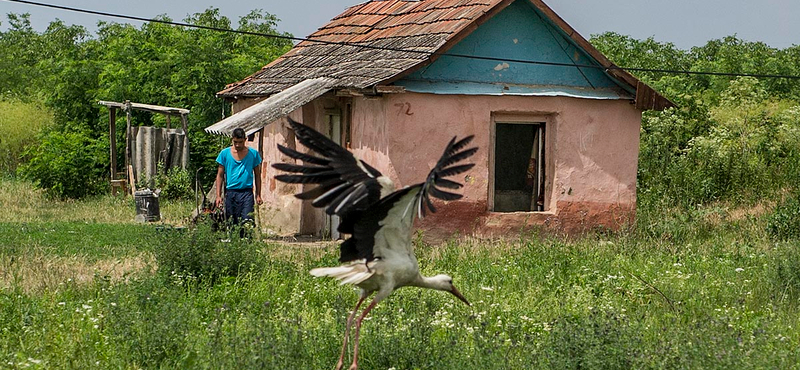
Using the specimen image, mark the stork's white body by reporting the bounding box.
[312,189,421,301]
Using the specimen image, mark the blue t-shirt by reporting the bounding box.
[216,147,262,190]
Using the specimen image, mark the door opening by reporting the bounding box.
[493,122,546,212]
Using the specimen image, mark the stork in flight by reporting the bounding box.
[273,119,476,370]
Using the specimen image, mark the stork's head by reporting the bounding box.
[429,274,470,306]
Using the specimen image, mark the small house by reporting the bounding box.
[206,0,672,238]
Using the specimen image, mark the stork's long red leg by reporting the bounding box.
[349,299,379,370]
[335,295,367,370]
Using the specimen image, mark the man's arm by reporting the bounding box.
[253,163,263,205]
[214,164,225,209]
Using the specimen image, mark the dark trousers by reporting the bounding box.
[224,188,254,226]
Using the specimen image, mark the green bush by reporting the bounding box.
[0,99,54,174]
[638,78,800,208]
[153,223,263,285]
[19,130,108,199]
[767,192,800,240]
[152,165,193,200]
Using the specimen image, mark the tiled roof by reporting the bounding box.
[216,0,672,111]
[218,0,504,97]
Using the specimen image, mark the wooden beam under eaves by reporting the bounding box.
[635,81,675,111]
[335,85,406,97]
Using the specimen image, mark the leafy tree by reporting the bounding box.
[592,33,800,211]
[2,8,291,197]
[0,13,45,98]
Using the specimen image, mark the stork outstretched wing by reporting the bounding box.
[273,118,393,217]
[337,134,477,263]
[272,119,477,263]
[415,135,477,218]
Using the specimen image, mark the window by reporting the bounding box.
[491,120,547,212]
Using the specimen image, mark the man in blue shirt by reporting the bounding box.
[215,128,263,228]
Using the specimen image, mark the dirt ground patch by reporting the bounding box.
[0,254,153,294]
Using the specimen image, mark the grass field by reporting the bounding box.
[2,176,800,369]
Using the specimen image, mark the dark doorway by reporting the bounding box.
[493,122,545,212]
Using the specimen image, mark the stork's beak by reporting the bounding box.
[450,286,471,306]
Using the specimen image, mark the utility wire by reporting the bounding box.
[6,0,800,80]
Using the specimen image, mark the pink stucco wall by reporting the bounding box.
[235,91,642,238]
[348,93,642,237]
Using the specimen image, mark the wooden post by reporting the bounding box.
[180,113,188,133]
[128,165,137,194]
[166,115,171,129]
[180,113,189,170]
[109,108,117,180]
[125,101,133,190]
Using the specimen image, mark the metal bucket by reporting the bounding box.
[134,189,161,222]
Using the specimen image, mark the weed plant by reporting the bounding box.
[150,166,194,201]
[767,191,800,240]
[152,222,265,285]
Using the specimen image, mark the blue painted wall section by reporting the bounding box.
[396,0,633,99]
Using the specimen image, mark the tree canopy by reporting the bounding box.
[0,9,292,197]
[2,14,799,206]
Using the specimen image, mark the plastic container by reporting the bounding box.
[134,189,161,222]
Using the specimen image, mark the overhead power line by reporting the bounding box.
[6,0,800,80]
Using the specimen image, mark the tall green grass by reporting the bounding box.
[3,204,800,368]
[3,176,800,369]
[0,99,54,174]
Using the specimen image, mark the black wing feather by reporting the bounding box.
[414,135,477,218]
[277,144,327,166]
[429,186,462,201]
[436,163,475,178]
[276,121,478,264]
[439,147,479,168]
[449,135,475,153]
[433,178,462,190]
[272,118,387,216]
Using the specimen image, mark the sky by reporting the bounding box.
[1,0,798,50]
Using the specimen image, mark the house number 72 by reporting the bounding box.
[394,102,413,116]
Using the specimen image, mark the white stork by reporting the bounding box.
[273,119,476,370]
